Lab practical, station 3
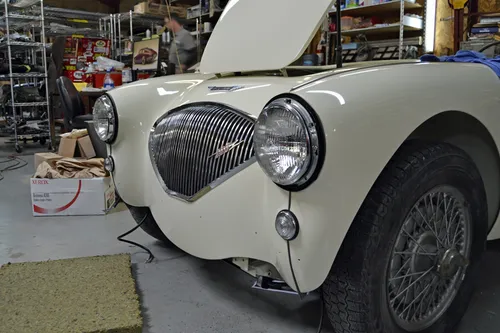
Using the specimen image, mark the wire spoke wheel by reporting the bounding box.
[387,185,472,331]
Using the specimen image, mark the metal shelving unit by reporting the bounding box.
[112,11,165,61]
[111,0,226,65]
[327,0,427,64]
[1,0,51,153]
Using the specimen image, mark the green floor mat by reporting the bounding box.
[0,254,142,333]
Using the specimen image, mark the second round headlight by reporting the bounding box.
[93,95,117,143]
[254,97,320,187]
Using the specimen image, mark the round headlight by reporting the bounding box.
[93,95,117,143]
[254,97,320,187]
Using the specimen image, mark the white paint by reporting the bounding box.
[106,61,500,293]
[199,0,334,73]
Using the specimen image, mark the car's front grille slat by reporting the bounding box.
[149,103,256,201]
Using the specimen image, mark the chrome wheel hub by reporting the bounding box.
[437,248,468,279]
[387,186,471,331]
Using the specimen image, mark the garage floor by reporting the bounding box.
[2,154,500,333]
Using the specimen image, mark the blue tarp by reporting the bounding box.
[420,50,500,77]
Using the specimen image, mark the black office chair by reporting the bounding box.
[56,76,107,158]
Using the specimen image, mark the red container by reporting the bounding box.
[93,72,123,88]
[137,72,152,80]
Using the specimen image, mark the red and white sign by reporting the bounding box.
[30,177,115,216]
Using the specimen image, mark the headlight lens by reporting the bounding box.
[254,97,320,187]
[93,95,117,142]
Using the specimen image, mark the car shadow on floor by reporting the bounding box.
[195,260,331,332]
[458,240,500,333]
[132,239,500,333]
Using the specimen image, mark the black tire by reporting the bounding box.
[126,204,173,244]
[322,141,487,333]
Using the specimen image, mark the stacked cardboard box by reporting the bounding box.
[30,129,115,217]
[134,1,189,18]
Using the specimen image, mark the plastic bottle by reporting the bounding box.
[103,69,115,90]
[146,29,151,38]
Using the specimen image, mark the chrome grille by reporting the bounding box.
[149,103,256,201]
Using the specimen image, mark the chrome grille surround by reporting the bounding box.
[149,102,256,202]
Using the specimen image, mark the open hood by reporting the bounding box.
[199,0,333,74]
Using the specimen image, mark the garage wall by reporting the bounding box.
[434,1,454,56]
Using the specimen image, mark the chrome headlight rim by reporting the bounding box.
[255,94,325,191]
[93,94,118,144]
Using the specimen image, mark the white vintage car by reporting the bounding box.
[92,0,500,332]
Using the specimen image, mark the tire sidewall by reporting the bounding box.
[370,154,487,333]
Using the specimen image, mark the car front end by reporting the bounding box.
[92,67,357,293]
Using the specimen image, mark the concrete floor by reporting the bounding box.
[1,156,500,333]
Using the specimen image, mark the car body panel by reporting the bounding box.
[199,0,334,73]
[288,62,500,291]
[107,61,500,292]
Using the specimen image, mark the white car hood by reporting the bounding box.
[199,0,333,74]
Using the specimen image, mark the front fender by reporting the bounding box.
[287,62,500,292]
[106,73,214,206]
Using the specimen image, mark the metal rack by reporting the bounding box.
[1,0,51,153]
[42,7,108,38]
[111,11,166,62]
[326,0,427,64]
[111,1,226,65]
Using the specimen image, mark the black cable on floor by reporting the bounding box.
[117,213,155,263]
[0,156,28,182]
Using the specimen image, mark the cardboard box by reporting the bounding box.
[31,177,115,216]
[58,134,95,158]
[34,153,63,171]
[58,137,78,158]
[134,2,187,18]
[77,135,96,159]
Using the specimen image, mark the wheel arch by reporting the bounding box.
[407,110,500,232]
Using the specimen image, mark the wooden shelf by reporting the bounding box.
[329,16,422,36]
[329,0,422,16]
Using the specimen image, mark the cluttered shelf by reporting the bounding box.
[0,40,44,49]
[0,73,46,79]
[461,13,500,57]
[329,0,422,16]
[42,7,108,24]
[13,101,48,107]
[329,16,423,36]
[2,13,41,21]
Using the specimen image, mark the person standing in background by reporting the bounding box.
[163,13,197,74]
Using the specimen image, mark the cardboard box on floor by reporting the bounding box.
[33,128,111,216]
[34,152,63,171]
[30,177,115,216]
[58,130,96,159]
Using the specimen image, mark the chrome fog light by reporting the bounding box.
[104,156,115,172]
[275,210,299,241]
